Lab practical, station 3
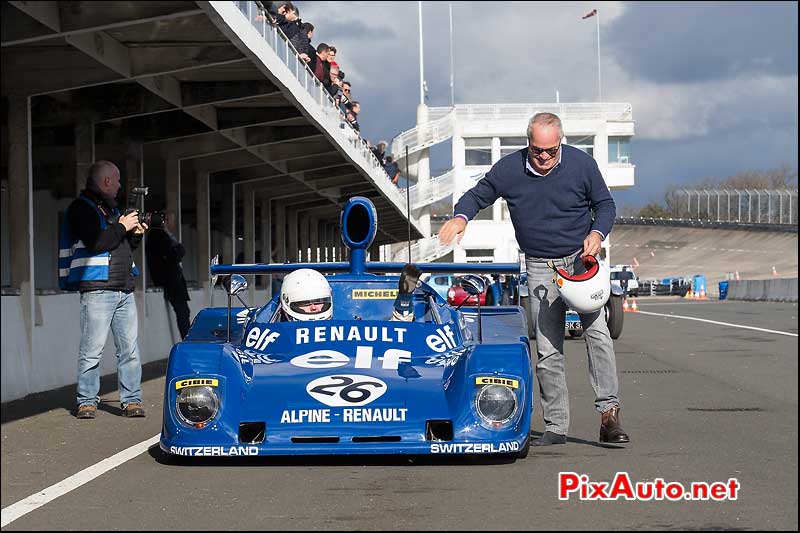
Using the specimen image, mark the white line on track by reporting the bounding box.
[635,311,798,337]
[1,434,160,528]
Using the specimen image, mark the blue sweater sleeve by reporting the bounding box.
[453,167,501,220]
[587,159,616,237]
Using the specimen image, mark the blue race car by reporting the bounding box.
[160,197,532,460]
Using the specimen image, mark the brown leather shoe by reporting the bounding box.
[122,403,146,418]
[600,406,630,443]
[76,404,96,419]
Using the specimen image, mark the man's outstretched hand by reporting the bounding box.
[438,217,467,246]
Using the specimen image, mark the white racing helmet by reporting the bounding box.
[280,269,333,321]
[550,255,610,313]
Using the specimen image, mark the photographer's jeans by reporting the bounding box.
[77,290,142,408]
[526,250,619,436]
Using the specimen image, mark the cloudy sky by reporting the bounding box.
[298,1,798,210]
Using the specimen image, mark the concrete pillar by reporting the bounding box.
[259,195,272,300]
[221,182,233,264]
[74,117,94,196]
[165,158,180,236]
[308,218,318,262]
[125,141,144,296]
[274,202,286,262]
[243,185,255,306]
[415,103,432,237]
[332,224,339,262]
[299,215,310,262]
[323,224,336,262]
[370,245,379,261]
[287,208,299,262]
[195,171,211,304]
[8,95,35,348]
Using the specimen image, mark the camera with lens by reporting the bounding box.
[123,208,165,229]
[126,186,165,229]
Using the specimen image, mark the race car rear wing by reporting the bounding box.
[210,261,521,276]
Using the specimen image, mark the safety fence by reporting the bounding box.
[676,189,797,225]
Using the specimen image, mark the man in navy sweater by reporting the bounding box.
[439,112,629,446]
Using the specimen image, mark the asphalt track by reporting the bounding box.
[2,298,797,530]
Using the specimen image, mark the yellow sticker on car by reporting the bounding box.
[475,376,519,389]
[352,289,398,299]
[176,378,219,390]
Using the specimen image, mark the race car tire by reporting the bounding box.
[521,296,535,340]
[606,294,624,340]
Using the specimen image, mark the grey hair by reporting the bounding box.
[86,160,118,186]
[527,112,563,139]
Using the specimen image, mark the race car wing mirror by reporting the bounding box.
[222,274,248,296]
[222,274,249,343]
[456,274,486,342]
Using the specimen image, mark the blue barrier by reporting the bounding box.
[719,281,729,300]
[693,274,707,294]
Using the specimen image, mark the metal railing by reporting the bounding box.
[678,189,798,225]
[407,168,455,209]
[231,1,406,210]
[390,102,633,162]
[392,236,453,263]
[391,108,456,161]
[453,102,633,122]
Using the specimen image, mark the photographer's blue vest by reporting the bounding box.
[58,195,139,291]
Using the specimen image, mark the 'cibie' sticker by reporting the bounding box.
[475,377,519,389]
[306,374,387,407]
[352,289,398,299]
[176,378,219,390]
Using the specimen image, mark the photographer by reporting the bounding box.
[145,211,191,340]
[59,160,146,420]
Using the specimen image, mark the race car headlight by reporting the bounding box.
[176,386,219,427]
[475,384,517,426]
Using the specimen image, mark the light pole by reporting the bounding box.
[449,2,455,107]
[418,1,425,106]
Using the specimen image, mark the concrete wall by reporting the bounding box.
[1,288,271,403]
[726,278,798,302]
[608,225,798,296]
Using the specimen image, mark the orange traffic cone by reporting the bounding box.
[685,288,693,299]
[623,298,630,312]
[698,287,707,300]
[630,299,639,312]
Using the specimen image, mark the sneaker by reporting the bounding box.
[122,403,146,418]
[76,404,96,419]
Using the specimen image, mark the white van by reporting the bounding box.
[610,265,639,297]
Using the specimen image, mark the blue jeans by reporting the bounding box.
[526,250,620,435]
[77,290,142,408]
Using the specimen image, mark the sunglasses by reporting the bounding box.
[528,141,561,158]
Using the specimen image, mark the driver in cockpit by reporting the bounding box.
[278,264,423,322]
[279,269,332,322]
